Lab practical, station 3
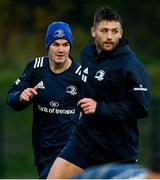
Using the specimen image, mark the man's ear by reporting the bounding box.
[120,28,123,38]
[91,27,96,38]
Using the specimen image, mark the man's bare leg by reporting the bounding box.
[47,157,84,179]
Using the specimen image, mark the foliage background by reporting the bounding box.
[0,0,160,178]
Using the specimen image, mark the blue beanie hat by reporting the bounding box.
[45,21,73,49]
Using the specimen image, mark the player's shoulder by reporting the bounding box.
[81,43,92,54]
[27,56,49,70]
[71,60,82,76]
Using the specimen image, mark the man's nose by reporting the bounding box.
[58,45,63,51]
[106,31,112,39]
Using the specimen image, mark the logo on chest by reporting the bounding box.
[35,81,45,89]
[94,70,105,81]
[66,85,78,95]
[49,101,59,107]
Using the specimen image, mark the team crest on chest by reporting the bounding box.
[94,70,105,81]
[66,85,77,95]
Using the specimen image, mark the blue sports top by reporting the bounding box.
[7,56,82,166]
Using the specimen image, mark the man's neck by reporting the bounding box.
[50,58,72,74]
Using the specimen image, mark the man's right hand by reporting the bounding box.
[20,86,38,103]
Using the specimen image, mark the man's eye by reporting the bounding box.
[52,43,59,47]
[112,30,118,34]
[63,43,69,47]
[101,29,108,33]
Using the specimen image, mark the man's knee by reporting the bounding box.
[47,157,84,179]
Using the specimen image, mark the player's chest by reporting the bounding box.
[34,72,79,103]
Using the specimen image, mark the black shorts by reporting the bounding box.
[58,136,110,169]
[58,137,137,169]
[58,138,89,169]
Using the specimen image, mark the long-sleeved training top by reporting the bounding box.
[72,39,150,163]
[7,56,82,166]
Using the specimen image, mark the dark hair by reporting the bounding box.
[93,6,122,27]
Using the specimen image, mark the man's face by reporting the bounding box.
[91,20,123,53]
[48,39,70,65]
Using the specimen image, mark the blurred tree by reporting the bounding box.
[0,0,160,64]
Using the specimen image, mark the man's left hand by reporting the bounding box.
[77,98,97,114]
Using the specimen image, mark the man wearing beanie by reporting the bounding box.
[7,21,82,178]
